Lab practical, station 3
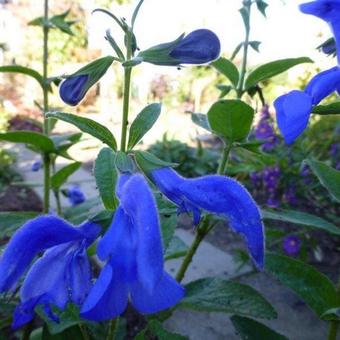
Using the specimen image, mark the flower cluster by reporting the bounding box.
[274,0,340,144]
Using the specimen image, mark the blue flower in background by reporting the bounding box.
[283,235,301,256]
[300,0,340,62]
[169,29,221,64]
[68,185,86,206]
[59,74,89,106]
[0,216,100,329]
[151,167,265,269]
[274,67,340,144]
[81,173,184,321]
[31,160,42,172]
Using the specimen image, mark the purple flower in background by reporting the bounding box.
[330,143,339,158]
[31,160,42,172]
[263,166,280,191]
[250,172,262,188]
[255,106,278,151]
[283,235,302,256]
[266,195,280,208]
[80,173,184,320]
[151,167,265,269]
[68,185,86,206]
[0,216,100,329]
[284,187,299,205]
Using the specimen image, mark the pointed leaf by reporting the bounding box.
[94,148,118,210]
[191,113,211,132]
[212,57,239,88]
[135,150,178,174]
[231,315,288,340]
[51,162,81,190]
[180,278,277,319]
[305,159,340,202]
[266,253,339,318]
[262,209,340,236]
[46,112,117,150]
[0,131,55,153]
[312,102,340,115]
[128,103,162,150]
[0,212,38,238]
[245,57,313,89]
[207,100,254,142]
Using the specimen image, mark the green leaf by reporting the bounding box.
[262,209,340,236]
[160,214,177,251]
[165,236,188,260]
[0,65,45,90]
[231,315,288,340]
[245,57,313,89]
[180,278,277,319]
[115,151,135,173]
[191,113,211,132]
[212,57,239,88]
[265,253,340,318]
[64,197,102,224]
[128,103,162,150]
[51,162,81,190]
[47,112,117,150]
[94,148,118,210]
[207,100,254,142]
[135,320,188,340]
[50,10,75,35]
[216,85,233,98]
[255,0,269,17]
[135,150,177,174]
[312,102,340,115]
[0,212,38,238]
[249,41,261,53]
[0,131,55,153]
[240,6,250,31]
[89,210,114,232]
[305,158,340,202]
[231,42,243,61]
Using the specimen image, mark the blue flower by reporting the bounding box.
[31,160,42,172]
[169,29,221,64]
[150,168,265,269]
[283,235,301,256]
[68,185,86,206]
[59,74,89,106]
[80,173,184,321]
[274,67,340,144]
[0,215,100,329]
[300,0,340,62]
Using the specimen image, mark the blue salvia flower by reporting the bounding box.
[0,216,100,329]
[59,56,115,106]
[80,173,184,321]
[31,160,42,172]
[150,168,265,269]
[300,0,340,62]
[68,185,86,206]
[274,67,340,144]
[138,29,221,66]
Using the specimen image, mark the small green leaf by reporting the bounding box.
[231,42,243,61]
[51,162,81,190]
[94,148,118,210]
[89,210,114,232]
[47,112,117,150]
[312,102,340,115]
[191,113,211,132]
[216,85,233,98]
[180,278,277,319]
[231,315,288,340]
[207,100,254,142]
[266,253,339,318]
[212,57,239,88]
[0,131,55,153]
[160,214,177,251]
[245,57,313,89]
[249,40,261,53]
[135,320,188,340]
[128,103,162,150]
[240,6,250,31]
[262,209,340,236]
[165,236,188,260]
[115,151,135,173]
[64,197,102,224]
[0,212,38,238]
[255,0,269,17]
[0,65,45,90]
[305,158,340,202]
[135,150,177,174]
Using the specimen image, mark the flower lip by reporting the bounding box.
[59,74,89,106]
[169,29,221,64]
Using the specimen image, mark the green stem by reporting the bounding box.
[43,153,50,213]
[236,2,252,99]
[52,160,62,215]
[327,275,340,340]
[106,318,119,340]
[217,142,232,175]
[120,67,132,152]
[79,324,91,340]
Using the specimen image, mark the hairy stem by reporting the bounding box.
[106,318,119,340]
[120,67,132,152]
[217,142,232,175]
[43,153,51,213]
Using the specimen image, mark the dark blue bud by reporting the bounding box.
[170,29,221,64]
[59,75,89,106]
[68,185,86,206]
[31,160,42,172]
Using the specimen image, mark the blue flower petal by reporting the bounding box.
[152,168,265,269]
[80,263,129,321]
[117,174,164,293]
[0,215,86,292]
[304,66,340,104]
[59,74,89,106]
[274,90,313,144]
[170,29,221,64]
[131,272,184,314]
